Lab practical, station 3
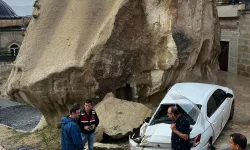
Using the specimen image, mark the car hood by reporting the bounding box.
[142,123,171,144]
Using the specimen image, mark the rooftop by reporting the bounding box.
[0,0,21,20]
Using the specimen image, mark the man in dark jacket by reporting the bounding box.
[168,106,191,150]
[78,100,99,150]
[61,104,83,150]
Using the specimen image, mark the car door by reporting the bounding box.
[206,91,224,140]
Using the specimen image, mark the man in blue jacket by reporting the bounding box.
[61,104,83,150]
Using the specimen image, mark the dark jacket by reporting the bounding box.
[61,116,83,150]
[171,115,191,150]
[78,109,99,134]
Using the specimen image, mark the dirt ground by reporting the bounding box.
[213,71,250,149]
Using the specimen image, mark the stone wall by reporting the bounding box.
[0,62,13,73]
[0,31,24,49]
[0,62,13,99]
[219,10,250,77]
[238,11,250,77]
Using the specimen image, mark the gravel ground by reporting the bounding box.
[11,145,40,150]
[0,100,42,131]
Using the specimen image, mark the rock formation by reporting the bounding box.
[94,93,151,140]
[7,0,220,125]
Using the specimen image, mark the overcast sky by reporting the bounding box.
[3,0,35,16]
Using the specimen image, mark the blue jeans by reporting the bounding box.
[81,132,94,150]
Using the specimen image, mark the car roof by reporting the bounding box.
[160,82,223,105]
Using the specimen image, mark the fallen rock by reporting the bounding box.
[7,0,220,125]
[94,126,105,142]
[92,143,128,150]
[32,116,47,132]
[0,145,5,150]
[95,93,151,140]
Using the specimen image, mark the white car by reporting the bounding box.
[129,82,234,150]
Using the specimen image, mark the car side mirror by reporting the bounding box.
[226,93,233,98]
[145,117,151,123]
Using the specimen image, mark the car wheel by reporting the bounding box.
[207,141,212,150]
[229,101,235,120]
[207,138,216,150]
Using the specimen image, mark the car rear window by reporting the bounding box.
[150,104,199,125]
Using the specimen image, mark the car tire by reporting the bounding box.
[207,138,216,150]
[229,100,235,120]
[207,141,212,150]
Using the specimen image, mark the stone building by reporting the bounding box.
[216,0,250,77]
[0,0,30,72]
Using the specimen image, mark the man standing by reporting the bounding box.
[78,100,99,150]
[168,106,191,150]
[61,104,83,150]
[221,133,248,150]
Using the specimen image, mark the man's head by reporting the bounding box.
[84,100,93,113]
[69,104,81,119]
[167,106,180,120]
[229,133,247,150]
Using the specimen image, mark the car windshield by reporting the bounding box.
[150,104,201,126]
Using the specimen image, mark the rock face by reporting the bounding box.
[7,0,220,124]
[94,93,151,140]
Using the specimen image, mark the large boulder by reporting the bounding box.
[7,0,220,124]
[95,93,151,140]
[94,126,105,142]
[92,143,128,150]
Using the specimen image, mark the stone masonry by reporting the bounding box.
[238,11,250,77]
[0,62,13,73]
[0,31,23,51]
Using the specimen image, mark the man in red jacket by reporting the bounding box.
[78,100,99,150]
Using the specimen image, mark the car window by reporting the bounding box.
[207,89,227,117]
[213,89,227,107]
[207,96,217,117]
[150,104,196,126]
[150,105,174,125]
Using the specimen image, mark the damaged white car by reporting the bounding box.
[129,83,234,150]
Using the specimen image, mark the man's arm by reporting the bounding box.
[172,128,189,140]
[170,118,190,141]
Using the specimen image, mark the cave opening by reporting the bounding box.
[115,84,133,101]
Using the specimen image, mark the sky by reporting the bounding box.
[3,0,35,16]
